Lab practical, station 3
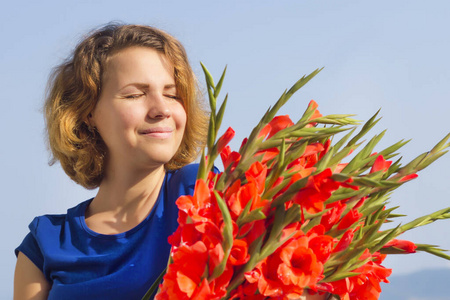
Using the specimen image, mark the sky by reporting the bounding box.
[1,0,450,298]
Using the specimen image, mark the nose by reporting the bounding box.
[147,93,171,119]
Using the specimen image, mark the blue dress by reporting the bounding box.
[15,164,201,300]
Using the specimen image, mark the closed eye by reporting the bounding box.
[165,94,179,100]
[124,94,145,99]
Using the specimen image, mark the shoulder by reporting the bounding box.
[29,199,91,235]
[164,164,221,200]
[170,163,200,179]
[27,214,66,236]
[165,164,199,196]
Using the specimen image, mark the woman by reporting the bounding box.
[14,23,331,300]
[14,24,208,299]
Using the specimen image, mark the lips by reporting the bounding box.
[139,127,174,139]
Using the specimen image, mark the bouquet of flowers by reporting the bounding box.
[145,66,450,300]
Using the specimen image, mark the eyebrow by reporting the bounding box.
[120,83,177,91]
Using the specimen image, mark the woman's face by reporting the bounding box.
[90,46,187,171]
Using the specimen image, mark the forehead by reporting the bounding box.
[102,46,175,84]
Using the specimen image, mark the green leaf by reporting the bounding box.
[378,139,410,158]
[321,271,360,283]
[215,94,228,135]
[207,114,216,150]
[237,208,267,226]
[236,197,253,227]
[210,191,234,279]
[341,130,386,174]
[417,150,449,172]
[415,244,450,260]
[197,148,207,181]
[346,109,381,147]
[399,207,450,232]
[331,127,357,153]
[141,267,166,300]
[396,152,428,176]
[200,62,215,88]
[429,133,450,154]
[214,65,227,98]
[263,205,286,249]
[266,68,323,122]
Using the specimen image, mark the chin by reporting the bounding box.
[141,152,177,167]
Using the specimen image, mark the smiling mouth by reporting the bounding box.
[139,127,174,139]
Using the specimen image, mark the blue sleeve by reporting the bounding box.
[15,217,45,272]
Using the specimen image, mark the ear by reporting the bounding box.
[85,112,96,128]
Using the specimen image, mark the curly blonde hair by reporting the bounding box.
[45,23,208,189]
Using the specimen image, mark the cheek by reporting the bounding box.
[174,104,187,131]
[95,105,141,142]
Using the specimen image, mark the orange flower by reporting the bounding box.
[245,161,267,195]
[267,115,294,139]
[308,235,334,264]
[292,168,341,214]
[370,155,392,174]
[228,238,250,266]
[321,201,347,231]
[157,241,209,299]
[337,209,363,230]
[220,145,241,171]
[255,147,280,165]
[333,229,354,253]
[176,179,212,223]
[383,239,417,253]
[278,236,324,288]
[306,100,322,127]
[328,250,392,300]
[217,127,235,153]
[399,173,418,182]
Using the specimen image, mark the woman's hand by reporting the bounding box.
[14,252,50,300]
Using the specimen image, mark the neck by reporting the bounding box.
[85,161,166,234]
[97,166,165,208]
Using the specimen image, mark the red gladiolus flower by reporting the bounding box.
[329,249,392,300]
[157,241,209,299]
[256,147,280,165]
[245,161,267,195]
[292,168,342,214]
[258,124,272,139]
[267,115,294,139]
[308,235,334,264]
[321,201,347,231]
[333,229,354,253]
[229,238,250,265]
[337,209,363,230]
[229,282,265,300]
[176,179,220,225]
[287,142,324,172]
[251,258,285,297]
[226,181,261,219]
[306,100,322,127]
[278,236,324,288]
[384,239,417,253]
[370,155,392,174]
[220,145,241,172]
[399,173,419,182]
[217,127,235,153]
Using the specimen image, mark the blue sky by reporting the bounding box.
[2,0,450,298]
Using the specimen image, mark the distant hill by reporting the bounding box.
[380,268,450,300]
